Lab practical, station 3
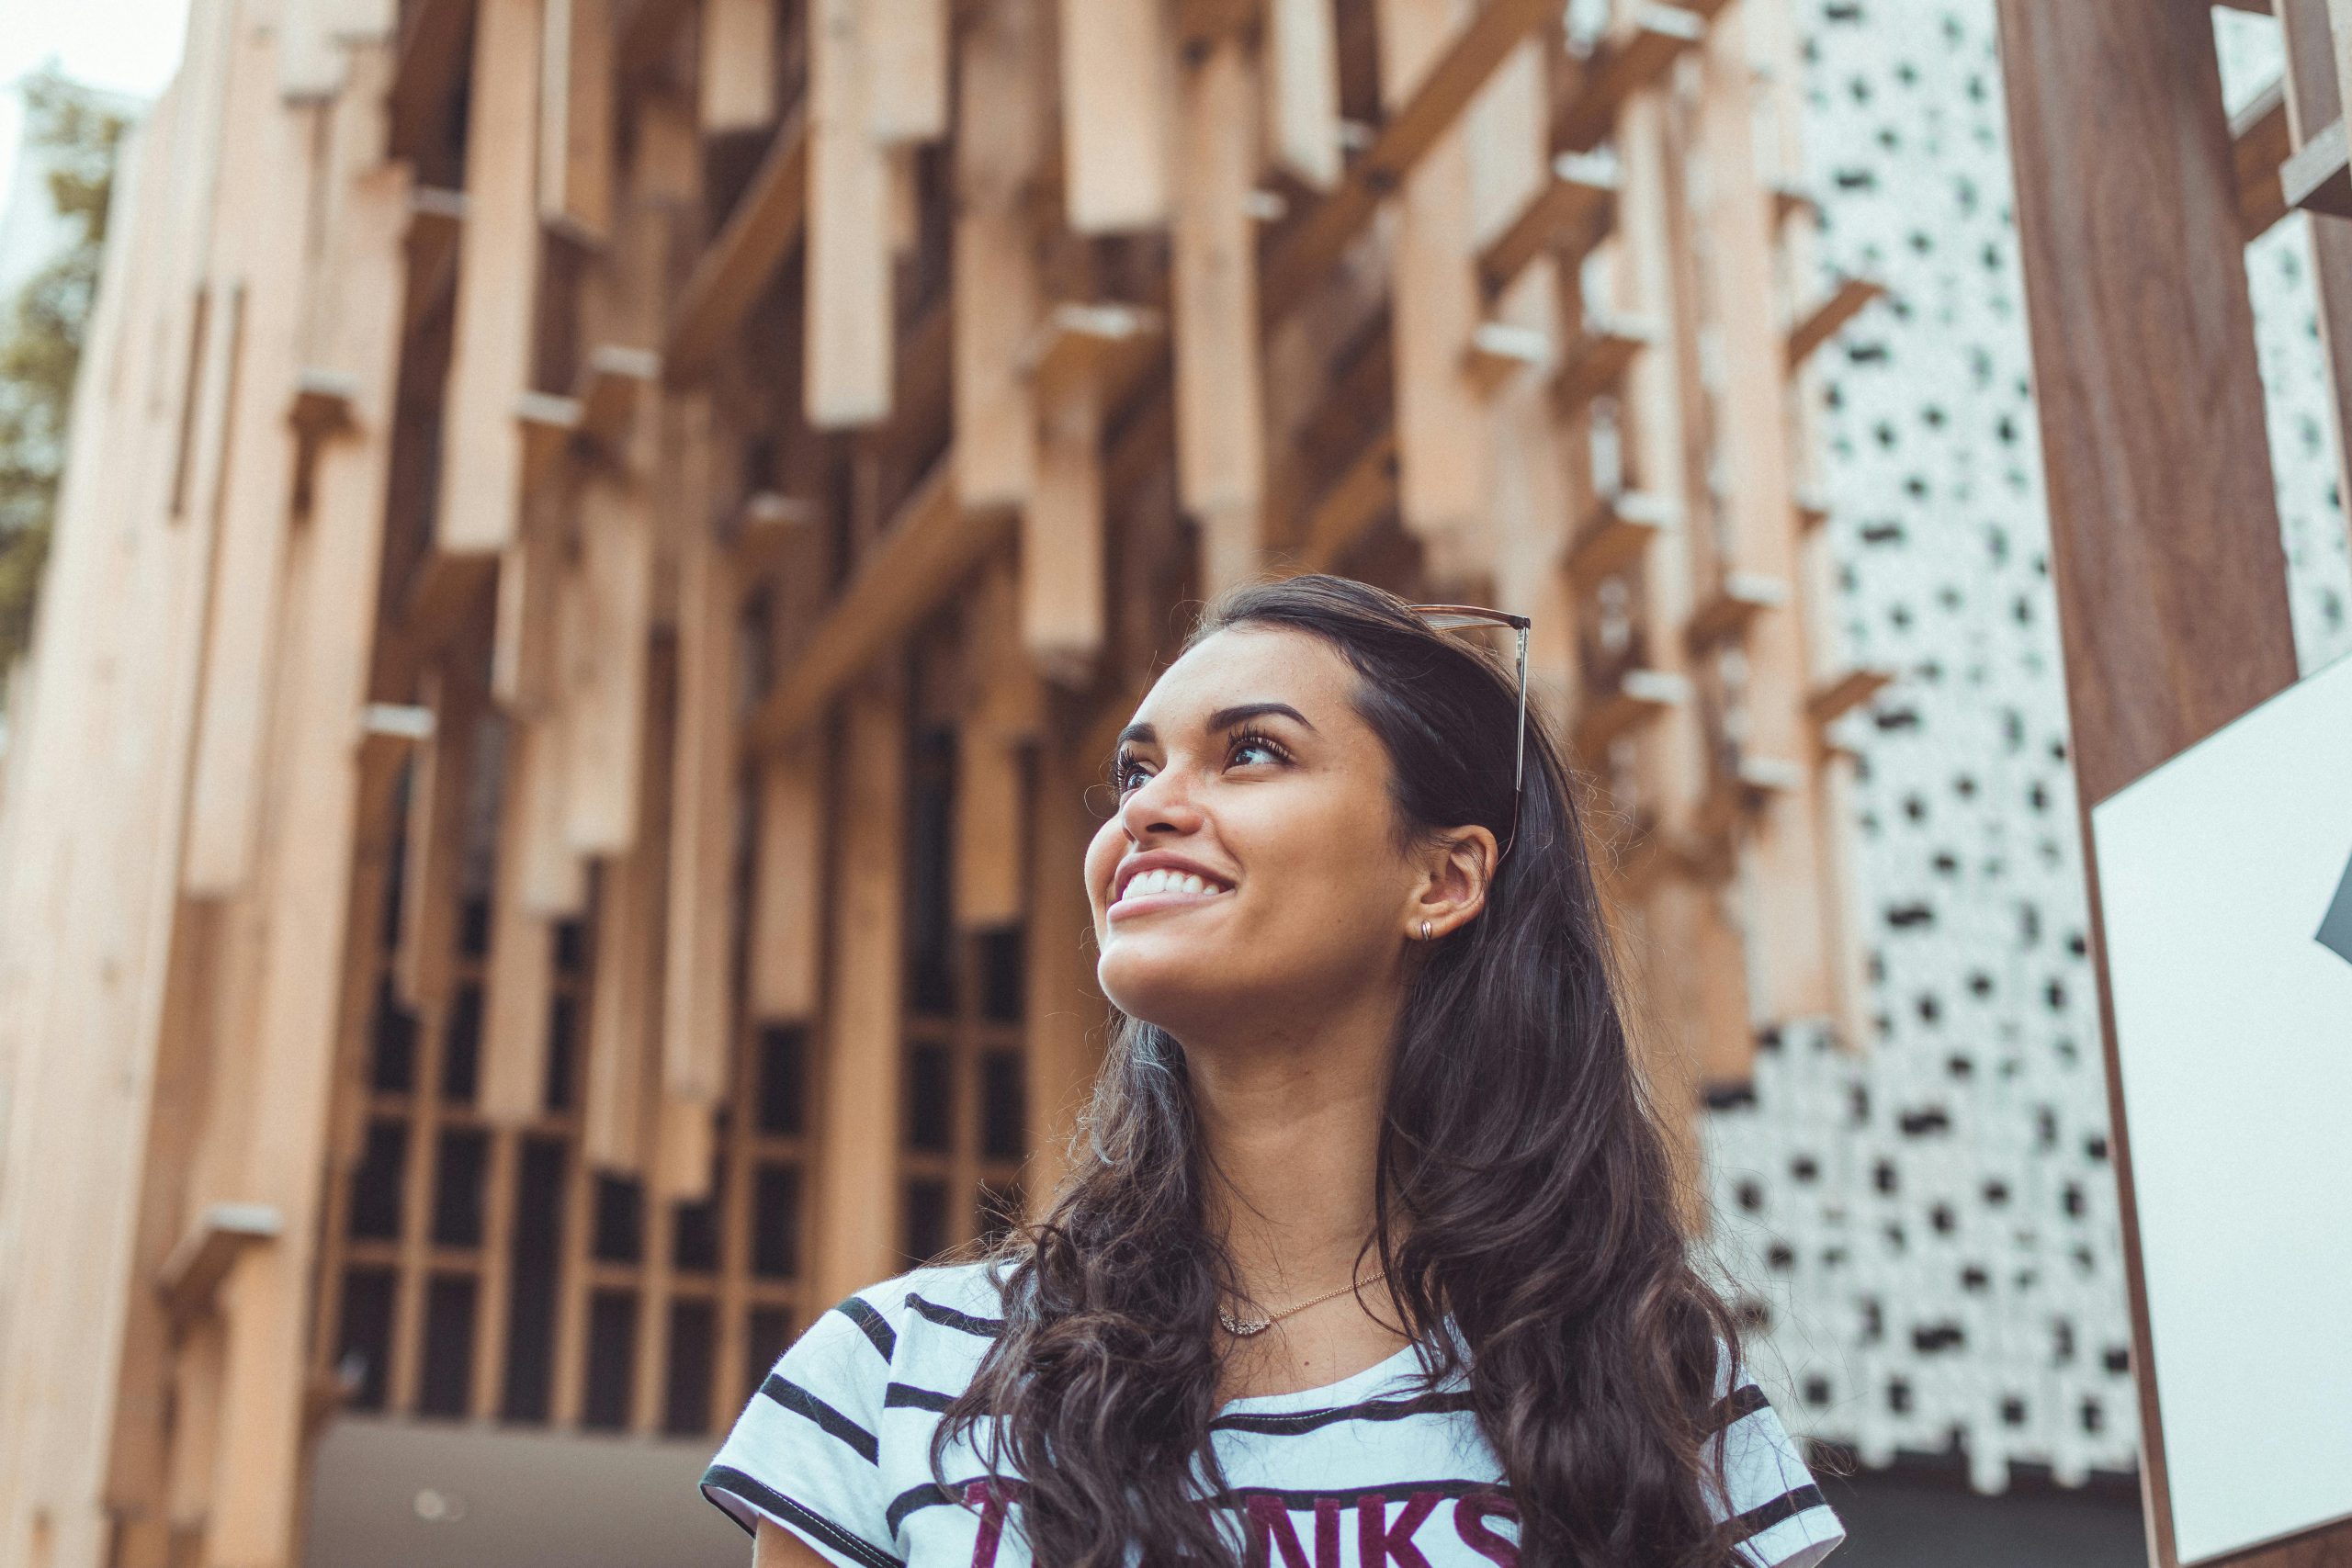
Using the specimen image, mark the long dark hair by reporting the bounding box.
[938,574,1744,1565]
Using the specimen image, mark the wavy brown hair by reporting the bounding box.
[936,574,1745,1566]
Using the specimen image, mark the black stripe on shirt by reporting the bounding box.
[905,1292,1006,1337]
[884,1382,958,1413]
[832,1296,898,1361]
[701,1464,906,1568]
[1730,1482,1829,1545]
[888,1474,1505,1529]
[886,1480,963,1538]
[762,1374,880,1463]
[1709,1382,1770,1434]
[1209,1389,1476,1437]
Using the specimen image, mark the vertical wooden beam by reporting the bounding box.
[482,719,558,1122]
[700,0,778,133]
[662,398,737,1111]
[205,51,413,1563]
[1025,377,1108,683]
[952,0,1046,512]
[541,0,616,243]
[1172,32,1268,596]
[955,561,1042,930]
[750,744,825,1021]
[1376,0,1492,591]
[1020,741,1102,1217]
[1057,0,1174,232]
[1266,0,1343,190]
[396,651,484,1014]
[562,473,653,854]
[807,0,894,426]
[583,643,675,1172]
[437,0,543,555]
[1996,6,2304,1565]
[868,0,950,144]
[810,677,907,1306]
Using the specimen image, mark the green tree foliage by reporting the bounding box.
[0,69,131,678]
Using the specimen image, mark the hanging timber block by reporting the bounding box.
[953,0,1046,513]
[396,654,484,1011]
[436,0,543,554]
[402,186,465,330]
[541,0,615,242]
[517,389,584,491]
[1464,321,1552,392]
[1687,571,1790,649]
[654,1089,718,1202]
[1793,483,1830,531]
[389,0,478,159]
[750,743,825,1021]
[520,705,591,915]
[1770,175,1819,228]
[584,642,674,1173]
[483,719,559,1122]
[667,107,808,385]
[2283,118,2352,219]
[2232,76,2291,238]
[808,0,893,425]
[1565,490,1677,584]
[288,370,357,443]
[1785,276,1886,371]
[701,0,777,132]
[1805,666,1895,728]
[1258,0,1555,321]
[1057,0,1173,231]
[1554,5,1706,154]
[1554,311,1655,410]
[747,462,1009,747]
[1575,667,1690,757]
[733,490,820,579]
[1173,33,1267,591]
[1294,431,1401,575]
[1267,0,1342,189]
[573,344,661,451]
[158,1204,284,1329]
[493,481,566,710]
[1477,151,1619,298]
[1022,741,1106,1214]
[1021,302,1165,399]
[1027,375,1109,687]
[868,0,950,144]
[616,0,695,87]
[662,480,738,1106]
[956,728,1026,930]
[812,678,909,1303]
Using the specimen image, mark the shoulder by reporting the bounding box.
[796,1259,1010,1384]
[1708,1369,1847,1568]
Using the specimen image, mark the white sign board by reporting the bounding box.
[2093,652,2352,1565]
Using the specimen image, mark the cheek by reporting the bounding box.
[1081,817,1125,918]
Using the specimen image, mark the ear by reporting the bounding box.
[1403,826,1497,942]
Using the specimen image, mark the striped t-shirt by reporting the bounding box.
[701,1261,1845,1568]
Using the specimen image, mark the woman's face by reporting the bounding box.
[1084,626,1453,1039]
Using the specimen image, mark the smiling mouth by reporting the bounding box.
[1108,868,1234,919]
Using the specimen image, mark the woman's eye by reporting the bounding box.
[1112,754,1152,794]
[1229,735,1286,768]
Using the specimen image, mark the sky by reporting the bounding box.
[0,0,194,218]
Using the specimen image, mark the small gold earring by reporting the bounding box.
[1420,919,1432,942]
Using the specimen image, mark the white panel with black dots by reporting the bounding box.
[1699,1,2352,1495]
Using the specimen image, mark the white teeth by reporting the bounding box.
[1180,874,1205,895]
[1119,867,1227,902]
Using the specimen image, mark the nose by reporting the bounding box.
[1116,757,1205,844]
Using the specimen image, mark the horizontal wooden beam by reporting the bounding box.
[1786,276,1887,370]
[402,187,465,333]
[1687,571,1789,648]
[746,461,1014,748]
[389,0,476,161]
[2284,117,2352,218]
[1555,6,1707,155]
[160,1203,283,1327]
[1021,301,1165,399]
[575,344,661,448]
[1477,151,1618,298]
[1565,489,1677,583]
[516,390,583,491]
[1806,666,1896,726]
[666,107,810,385]
[1555,312,1655,409]
[1260,0,1558,323]
[1576,667,1690,753]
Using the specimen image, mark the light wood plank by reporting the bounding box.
[807,0,894,424]
[1057,0,1173,231]
[1267,0,1343,189]
[868,0,950,144]
[951,0,1046,512]
[700,0,777,132]
[750,744,826,1021]
[541,0,616,242]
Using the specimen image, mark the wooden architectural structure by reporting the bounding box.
[0,0,1902,1562]
[1999,4,2352,1565]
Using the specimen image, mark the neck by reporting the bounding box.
[1180,979,1400,1303]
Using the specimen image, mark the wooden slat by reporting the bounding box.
[662,400,737,1107]
[582,642,674,1172]
[435,0,543,554]
[1554,311,1655,409]
[1057,0,1173,232]
[951,0,1046,513]
[389,0,478,160]
[869,0,950,144]
[394,650,484,1012]
[664,113,807,385]
[481,717,558,1122]
[807,0,893,424]
[1576,668,1690,754]
[1565,490,1676,583]
[561,470,653,854]
[1477,152,1618,298]
[1020,741,1105,1216]
[810,677,908,1305]
[1172,32,1266,594]
[540,0,615,242]
[1805,667,1894,727]
[746,462,1007,748]
[1553,5,1706,154]
[1784,276,1886,370]
[1267,0,1342,189]
[2232,75,2292,238]
[750,744,825,1021]
[1027,373,1108,685]
[700,0,777,131]
[2281,118,2352,217]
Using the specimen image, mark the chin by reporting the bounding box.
[1095,942,1231,1035]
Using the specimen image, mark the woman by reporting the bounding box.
[702,576,1844,1568]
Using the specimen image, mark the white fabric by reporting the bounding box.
[703,1261,1846,1568]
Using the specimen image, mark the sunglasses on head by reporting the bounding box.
[1406,604,1531,863]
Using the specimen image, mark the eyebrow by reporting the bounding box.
[1114,702,1317,750]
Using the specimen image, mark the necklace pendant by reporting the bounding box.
[1218,1311,1272,1337]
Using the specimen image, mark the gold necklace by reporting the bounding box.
[1218,1269,1389,1337]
